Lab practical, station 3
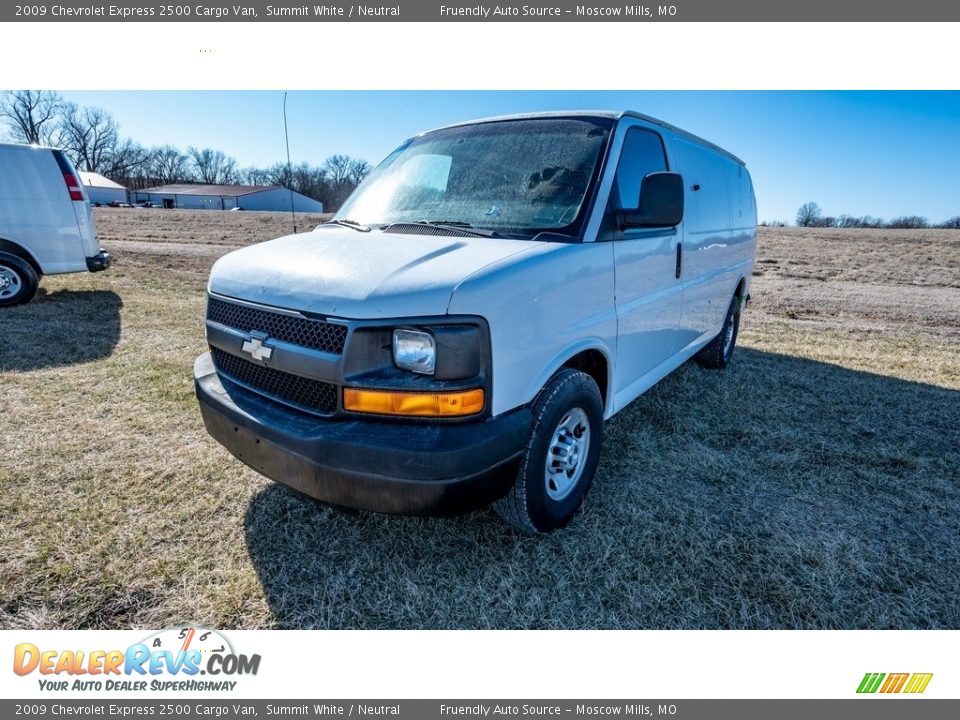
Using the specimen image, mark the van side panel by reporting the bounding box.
[447,242,618,418]
[671,139,756,350]
[0,146,89,274]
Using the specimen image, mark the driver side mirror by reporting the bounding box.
[617,172,684,230]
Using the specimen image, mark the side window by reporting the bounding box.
[612,127,667,210]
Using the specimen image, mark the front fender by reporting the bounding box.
[448,241,617,417]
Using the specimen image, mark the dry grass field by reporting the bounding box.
[1,209,958,629]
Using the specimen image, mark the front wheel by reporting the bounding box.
[0,252,39,307]
[494,369,604,533]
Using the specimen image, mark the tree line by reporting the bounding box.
[768,201,960,229]
[0,90,371,211]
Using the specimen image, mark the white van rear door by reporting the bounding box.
[52,150,100,259]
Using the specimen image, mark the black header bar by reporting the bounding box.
[4,1,960,22]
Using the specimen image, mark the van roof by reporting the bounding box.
[0,142,55,152]
[426,110,746,166]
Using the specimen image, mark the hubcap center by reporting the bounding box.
[544,407,591,501]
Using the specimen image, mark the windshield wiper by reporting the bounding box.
[324,218,372,232]
[412,220,501,238]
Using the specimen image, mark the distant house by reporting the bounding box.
[79,172,128,206]
[131,184,324,213]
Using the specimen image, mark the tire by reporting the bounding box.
[0,252,39,307]
[494,368,604,533]
[694,293,742,370]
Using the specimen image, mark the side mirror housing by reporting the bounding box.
[617,172,684,230]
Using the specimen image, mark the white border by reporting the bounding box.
[2,16,957,703]
[0,22,958,90]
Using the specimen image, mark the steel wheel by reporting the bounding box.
[0,263,23,301]
[544,406,591,501]
[722,310,736,357]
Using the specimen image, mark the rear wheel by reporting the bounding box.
[694,293,742,370]
[0,252,39,307]
[494,369,603,533]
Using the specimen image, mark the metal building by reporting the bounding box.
[79,171,129,206]
[131,184,324,212]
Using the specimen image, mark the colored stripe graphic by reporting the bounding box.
[857,673,885,693]
[880,673,909,693]
[857,672,933,694]
[904,673,934,694]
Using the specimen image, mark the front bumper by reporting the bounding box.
[194,352,531,515]
[86,250,110,272]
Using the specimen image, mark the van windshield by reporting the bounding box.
[334,117,613,238]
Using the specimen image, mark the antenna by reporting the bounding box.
[283,91,298,234]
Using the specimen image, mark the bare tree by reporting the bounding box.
[242,166,272,186]
[323,155,370,210]
[0,90,62,144]
[101,138,149,184]
[188,147,239,185]
[261,162,293,188]
[56,103,121,173]
[795,201,822,228]
[939,216,960,229]
[887,216,929,229]
[142,145,192,185]
[323,154,353,187]
[347,158,371,187]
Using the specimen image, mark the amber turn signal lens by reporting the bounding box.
[343,388,485,417]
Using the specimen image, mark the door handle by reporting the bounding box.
[675,242,682,279]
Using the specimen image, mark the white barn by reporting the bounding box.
[79,171,128,206]
[132,184,324,213]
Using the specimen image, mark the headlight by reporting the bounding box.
[392,329,436,375]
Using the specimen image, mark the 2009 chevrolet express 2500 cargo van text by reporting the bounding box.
[195,111,757,532]
[0,143,110,306]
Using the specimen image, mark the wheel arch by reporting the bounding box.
[0,238,43,277]
[734,274,749,302]
[524,341,614,418]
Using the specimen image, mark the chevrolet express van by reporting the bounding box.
[195,112,757,532]
[0,143,110,306]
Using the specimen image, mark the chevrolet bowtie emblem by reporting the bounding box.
[241,333,273,362]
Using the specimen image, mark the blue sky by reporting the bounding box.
[59,91,960,224]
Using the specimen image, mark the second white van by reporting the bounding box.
[194,111,757,532]
[0,143,110,306]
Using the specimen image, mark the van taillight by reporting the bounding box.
[51,150,85,201]
[63,173,84,201]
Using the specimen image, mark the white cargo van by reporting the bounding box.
[0,143,110,306]
[195,111,757,532]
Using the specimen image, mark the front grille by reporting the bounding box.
[207,297,347,355]
[212,347,338,416]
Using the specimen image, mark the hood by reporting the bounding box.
[208,226,541,318]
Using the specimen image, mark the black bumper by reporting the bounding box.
[194,352,531,515]
[86,250,110,272]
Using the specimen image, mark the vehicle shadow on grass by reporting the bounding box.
[244,348,960,630]
[0,289,122,371]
